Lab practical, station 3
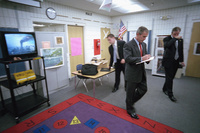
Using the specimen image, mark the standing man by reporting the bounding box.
[107,34,126,92]
[162,27,185,102]
[124,26,150,119]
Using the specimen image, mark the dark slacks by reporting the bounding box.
[114,59,126,88]
[163,60,179,97]
[126,72,147,114]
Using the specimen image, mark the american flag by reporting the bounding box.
[118,20,127,40]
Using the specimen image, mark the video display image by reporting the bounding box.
[4,34,36,56]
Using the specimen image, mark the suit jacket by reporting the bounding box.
[109,40,126,67]
[123,39,147,83]
[162,36,184,68]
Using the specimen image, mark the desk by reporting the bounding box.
[72,68,115,98]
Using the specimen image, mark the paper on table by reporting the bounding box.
[136,56,155,65]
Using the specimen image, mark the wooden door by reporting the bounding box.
[68,25,85,76]
[186,22,200,77]
[101,28,110,66]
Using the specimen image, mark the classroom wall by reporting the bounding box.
[111,4,200,73]
[0,0,112,62]
[1,0,200,99]
[0,0,112,99]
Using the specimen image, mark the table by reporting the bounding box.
[72,68,115,98]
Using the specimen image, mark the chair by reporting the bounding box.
[75,64,89,92]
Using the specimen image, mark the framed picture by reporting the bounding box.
[157,50,164,56]
[40,47,64,69]
[156,58,165,75]
[193,42,200,55]
[55,36,64,45]
[157,38,164,48]
[152,35,168,76]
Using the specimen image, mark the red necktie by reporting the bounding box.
[139,43,143,57]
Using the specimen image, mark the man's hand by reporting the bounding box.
[175,36,182,39]
[142,54,151,61]
[181,62,185,67]
[121,59,125,64]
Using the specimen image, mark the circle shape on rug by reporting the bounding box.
[95,127,110,133]
[53,119,68,129]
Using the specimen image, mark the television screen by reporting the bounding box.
[4,33,37,56]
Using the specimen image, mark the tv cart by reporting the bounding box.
[0,56,50,123]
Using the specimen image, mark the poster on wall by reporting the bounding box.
[70,38,82,56]
[152,35,168,76]
[40,47,64,69]
[55,36,64,45]
[157,50,164,56]
[94,39,101,55]
[156,58,165,74]
[42,41,51,48]
[193,42,200,55]
[127,30,152,54]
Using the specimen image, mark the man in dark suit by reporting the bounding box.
[107,34,126,92]
[123,26,150,119]
[162,27,185,102]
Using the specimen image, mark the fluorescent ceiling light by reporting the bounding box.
[187,0,200,3]
[111,0,148,13]
[91,0,148,13]
[33,24,45,27]
[8,0,41,8]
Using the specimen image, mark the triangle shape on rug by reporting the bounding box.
[70,116,81,125]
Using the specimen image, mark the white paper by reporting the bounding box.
[136,56,155,65]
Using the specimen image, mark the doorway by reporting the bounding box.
[101,28,110,65]
[186,22,200,78]
[68,25,85,77]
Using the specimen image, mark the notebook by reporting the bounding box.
[100,68,110,72]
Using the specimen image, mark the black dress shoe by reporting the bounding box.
[163,90,168,96]
[128,113,139,119]
[112,88,118,93]
[169,96,177,102]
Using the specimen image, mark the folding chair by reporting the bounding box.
[75,64,89,92]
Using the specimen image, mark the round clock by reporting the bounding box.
[46,7,56,20]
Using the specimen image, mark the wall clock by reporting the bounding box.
[46,7,56,20]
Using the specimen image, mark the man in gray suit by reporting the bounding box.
[123,26,150,119]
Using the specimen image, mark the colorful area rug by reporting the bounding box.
[3,93,182,133]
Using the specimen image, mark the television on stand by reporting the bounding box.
[0,31,38,60]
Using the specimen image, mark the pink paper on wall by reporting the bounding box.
[70,38,82,56]
[42,41,50,48]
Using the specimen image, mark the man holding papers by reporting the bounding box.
[123,26,150,119]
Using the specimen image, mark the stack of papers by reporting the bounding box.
[136,56,155,65]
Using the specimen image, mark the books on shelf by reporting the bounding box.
[13,69,36,85]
